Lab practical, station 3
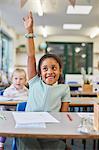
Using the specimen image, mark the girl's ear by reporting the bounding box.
[38,71,41,77]
[60,69,62,75]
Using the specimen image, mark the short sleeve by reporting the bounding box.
[28,75,39,87]
[61,84,71,103]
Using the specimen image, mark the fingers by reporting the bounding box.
[29,11,32,18]
[23,11,33,21]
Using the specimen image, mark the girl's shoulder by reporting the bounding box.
[28,75,39,83]
[28,75,42,87]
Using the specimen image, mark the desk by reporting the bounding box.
[0,96,26,106]
[71,91,97,97]
[0,111,99,139]
[70,97,99,112]
[0,100,26,106]
[0,97,98,111]
[70,97,99,107]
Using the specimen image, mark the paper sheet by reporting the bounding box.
[0,95,13,101]
[12,112,59,128]
[15,122,46,128]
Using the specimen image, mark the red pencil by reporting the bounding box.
[67,114,72,121]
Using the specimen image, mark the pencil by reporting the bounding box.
[67,114,72,121]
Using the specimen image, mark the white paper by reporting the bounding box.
[0,95,13,101]
[12,112,59,127]
[15,122,46,128]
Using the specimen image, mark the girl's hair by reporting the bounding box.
[11,68,27,81]
[38,53,64,84]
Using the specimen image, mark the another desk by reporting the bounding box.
[70,97,99,107]
[0,111,99,139]
[0,97,98,112]
[71,91,97,97]
[0,100,26,106]
[70,97,99,112]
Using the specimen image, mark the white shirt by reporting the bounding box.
[3,84,28,100]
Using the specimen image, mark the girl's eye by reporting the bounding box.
[52,66,56,70]
[43,67,48,71]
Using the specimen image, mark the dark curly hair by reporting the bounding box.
[38,53,64,84]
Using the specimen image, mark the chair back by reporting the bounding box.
[0,90,4,95]
[16,102,27,111]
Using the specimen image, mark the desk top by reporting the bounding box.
[0,111,98,139]
[70,97,99,107]
[71,91,97,97]
[0,97,99,107]
[0,96,26,105]
[0,100,26,105]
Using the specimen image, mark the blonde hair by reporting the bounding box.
[11,68,27,81]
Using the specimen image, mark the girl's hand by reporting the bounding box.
[23,11,33,33]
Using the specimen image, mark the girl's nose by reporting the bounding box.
[47,68,53,74]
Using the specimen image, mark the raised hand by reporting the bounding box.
[23,11,33,33]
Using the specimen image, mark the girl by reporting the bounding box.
[17,11,71,150]
[0,68,28,149]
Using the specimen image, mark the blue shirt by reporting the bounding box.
[26,75,71,112]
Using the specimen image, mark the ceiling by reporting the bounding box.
[0,0,99,38]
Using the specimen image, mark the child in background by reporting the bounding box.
[0,68,28,149]
[3,68,28,101]
[16,11,71,150]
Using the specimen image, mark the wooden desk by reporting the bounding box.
[0,97,98,110]
[70,97,99,107]
[0,96,26,106]
[0,100,26,106]
[71,91,97,97]
[0,111,99,139]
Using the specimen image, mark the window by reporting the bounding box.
[46,42,93,77]
[0,31,12,74]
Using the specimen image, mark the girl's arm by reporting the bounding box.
[60,102,69,112]
[23,11,37,80]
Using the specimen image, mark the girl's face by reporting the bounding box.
[12,72,26,90]
[40,58,62,85]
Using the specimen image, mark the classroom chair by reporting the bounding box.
[12,102,27,150]
[0,90,4,95]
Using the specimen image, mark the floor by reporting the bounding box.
[4,138,99,150]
